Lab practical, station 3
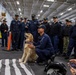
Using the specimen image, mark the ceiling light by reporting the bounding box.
[68,8,72,11]
[48,20,50,22]
[51,19,53,21]
[47,0,54,2]
[43,5,49,7]
[38,14,40,17]
[20,13,22,15]
[37,17,38,19]
[40,10,43,13]
[16,1,20,5]
[19,8,21,11]
[60,13,64,15]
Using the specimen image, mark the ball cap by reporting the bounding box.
[20,18,23,20]
[43,18,48,20]
[38,25,46,30]
[3,20,7,22]
[15,14,19,17]
[66,19,72,23]
[31,14,36,17]
[24,17,27,20]
[53,16,58,19]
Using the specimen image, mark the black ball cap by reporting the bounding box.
[31,14,36,17]
[24,17,27,20]
[15,14,19,17]
[66,19,69,22]
[3,20,7,22]
[53,16,58,19]
[43,18,48,20]
[20,18,23,20]
[65,19,72,23]
[38,25,46,30]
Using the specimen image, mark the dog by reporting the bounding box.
[19,33,37,64]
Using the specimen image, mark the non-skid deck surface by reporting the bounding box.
[0,46,72,75]
[0,59,34,75]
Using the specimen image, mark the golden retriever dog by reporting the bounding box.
[19,33,37,64]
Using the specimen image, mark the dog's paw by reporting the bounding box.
[23,62,25,64]
[23,62,27,64]
[19,59,22,63]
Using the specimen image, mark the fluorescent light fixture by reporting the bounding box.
[40,10,43,13]
[51,19,53,21]
[20,13,22,15]
[38,14,40,17]
[16,1,20,5]
[48,20,50,22]
[68,8,72,11]
[19,8,21,11]
[37,17,38,19]
[43,5,49,7]
[47,0,54,2]
[60,13,64,15]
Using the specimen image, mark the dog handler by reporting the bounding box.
[28,25,54,64]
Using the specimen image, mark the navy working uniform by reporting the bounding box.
[58,22,64,54]
[1,21,8,47]
[18,18,23,49]
[50,22,61,53]
[35,33,54,62]
[10,19,21,50]
[28,19,39,43]
[66,25,76,58]
[42,18,51,36]
[20,22,29,49]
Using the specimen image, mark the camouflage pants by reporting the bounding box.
[63,37,69,53]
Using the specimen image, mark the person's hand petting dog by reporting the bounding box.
[28,44,35,49]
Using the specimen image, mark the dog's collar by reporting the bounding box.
[25,42,33,44]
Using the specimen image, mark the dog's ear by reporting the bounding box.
[25,33,27,37]
[25,33,28,36]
